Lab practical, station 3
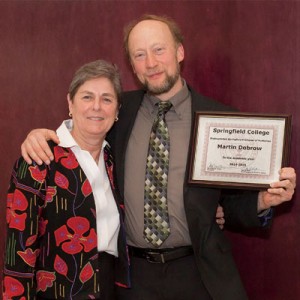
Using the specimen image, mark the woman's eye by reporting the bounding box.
[83,95,92,100]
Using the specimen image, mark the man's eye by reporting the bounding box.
[83,95,92,100]
[155,47,164,54]
[134,53,145,60]
[103,98,112,103]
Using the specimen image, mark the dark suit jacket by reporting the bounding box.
[109,86,265,300]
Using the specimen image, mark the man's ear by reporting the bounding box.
[177,43,185,63]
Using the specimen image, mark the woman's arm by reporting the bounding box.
[3,158,47,299]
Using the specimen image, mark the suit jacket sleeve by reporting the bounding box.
[189,86,269,229]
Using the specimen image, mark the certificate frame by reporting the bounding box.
[188,112,292,189]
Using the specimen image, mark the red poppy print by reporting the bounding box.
[45,186,57,203]
[54,255,68,276]
[79,262,94,283]
[36,270,56,292]
[54,171,75,195]
[54,171,70,190]
[6,190,28,231]
[81,179,92,197]
[29,165,47,183]
[104,152,108,162]
[17,248,40,267]
[25,235,37,247]
[106,164,115,189]
[6,196,13,225]
[3,276,25,300]
[60,151,79,169]
[54,146,68,163]
[38,217,48,236]
[54,216,97,255]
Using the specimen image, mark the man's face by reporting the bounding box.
[128,20,184,99]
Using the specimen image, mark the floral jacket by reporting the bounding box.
[3,142,130,299]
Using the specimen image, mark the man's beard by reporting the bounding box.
[142,66,180,96]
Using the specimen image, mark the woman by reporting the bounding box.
[3,60,129,300]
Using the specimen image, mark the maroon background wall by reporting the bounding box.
[0,1,299,299]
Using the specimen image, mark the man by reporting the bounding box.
[21,15,296,300]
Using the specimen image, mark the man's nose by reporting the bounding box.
[145,53,157,68]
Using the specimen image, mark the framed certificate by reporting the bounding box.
[188,112,292,189]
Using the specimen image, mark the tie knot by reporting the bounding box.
[157,101,172,116]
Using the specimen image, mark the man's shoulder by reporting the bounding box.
[119,89,145,113]
[121,89,145,99]
[188,85,236,112]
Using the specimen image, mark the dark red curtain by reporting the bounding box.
[0,1,299,299]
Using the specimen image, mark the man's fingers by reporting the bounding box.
[269,178,295,197]
[266,181,294,207]
[21,142,33,165]
[35,136,54,163]
[21,136,50,165]
[215,205,225,230]
[216,217,225,230]
[20,129,58,165]
[216,217,225,225]
[47,129,60,145]
[268,167,296,203]
[21,139,45,165]
[279,167,296,187]
[216,205,224,218]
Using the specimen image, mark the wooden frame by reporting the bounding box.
[188,112,292,189]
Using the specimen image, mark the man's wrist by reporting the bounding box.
[257,191,268,212]
[258,208,273,227]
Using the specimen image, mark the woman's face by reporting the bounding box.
[68,77,118,143]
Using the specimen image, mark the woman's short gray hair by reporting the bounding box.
[69,60,122,106]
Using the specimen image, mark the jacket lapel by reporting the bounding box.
[114,90,145,194]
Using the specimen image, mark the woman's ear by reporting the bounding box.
[67,93,73,115]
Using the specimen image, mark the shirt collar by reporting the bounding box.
[144,79,190,119]
[56,119,108,150]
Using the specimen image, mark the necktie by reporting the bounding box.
[144,101,172,247]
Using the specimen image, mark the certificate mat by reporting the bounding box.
[188,112,292,189]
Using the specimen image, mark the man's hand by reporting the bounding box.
[258,167,296,212]
[21,129,59,165]
[216,205,225,230]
